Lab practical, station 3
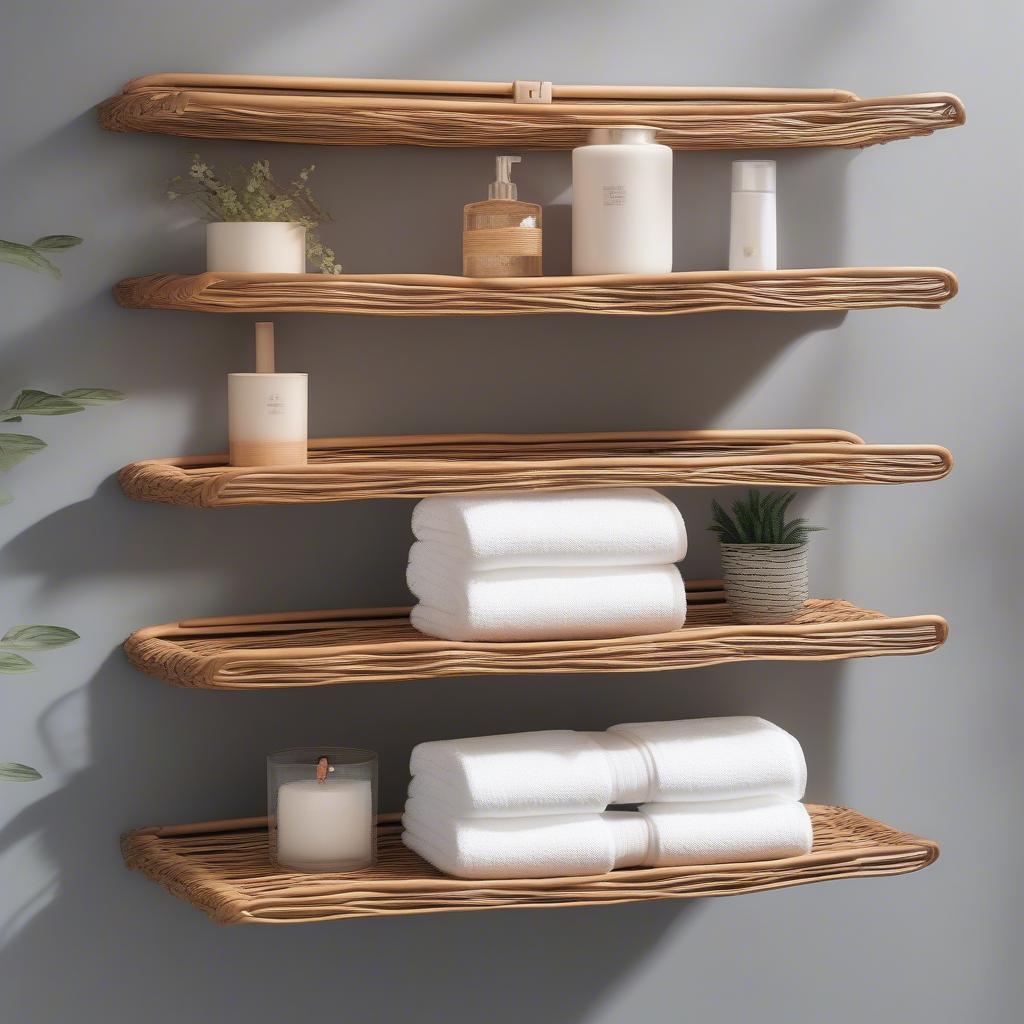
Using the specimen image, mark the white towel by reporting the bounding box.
[609,716,807,803]
[408,562,687,642]
[401,798,813,879]
[411,488,687,570]
[408,730,650,818]
[641,798,813,867]
[406,717,805,817]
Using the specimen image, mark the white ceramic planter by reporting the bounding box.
[206,222,306,273]
[719,543,809,624]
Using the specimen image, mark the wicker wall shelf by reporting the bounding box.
[98,75,965,151]
[119,429,954,508]
[121,805,938,924]
[113,268,957,317]
[123,582,948,690]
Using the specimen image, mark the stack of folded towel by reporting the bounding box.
[402,716,813,879]
[406,488,689,641]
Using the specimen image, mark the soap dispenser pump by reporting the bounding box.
[462,155,542,277]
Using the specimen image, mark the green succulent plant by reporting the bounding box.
[0,234,82,278]
[708,489,824,545]
[167,154,342,274]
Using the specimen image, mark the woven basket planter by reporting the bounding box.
[720,543,809,624]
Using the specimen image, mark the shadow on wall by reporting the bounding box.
[0,649,845,1023]
[0,59,860,1024]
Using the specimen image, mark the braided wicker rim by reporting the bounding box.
[97,75,965,150]
[122,581,949,691]
[112,268,958,316]
[121,805,939,924]
[117,428,953,508]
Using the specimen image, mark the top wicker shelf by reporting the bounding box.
[97,75,965,150]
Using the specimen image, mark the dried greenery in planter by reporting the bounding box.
[0,234,82,278]
[167,155,342,274]
[709,489,824,545]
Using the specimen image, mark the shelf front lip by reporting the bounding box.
[98,76,964,150]
[112,267,959,316]
[123,594,950,691]
[117,431,954,508]
[120,806,939,925]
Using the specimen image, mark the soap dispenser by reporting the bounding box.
[462,155,542,277]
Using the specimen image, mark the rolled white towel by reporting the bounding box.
[406,717,805,818]
[410,488,687,571]
[609,716,807,803]
[401,798,813,879]
[408,562,687,642]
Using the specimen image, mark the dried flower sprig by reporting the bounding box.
[167,156,341,274]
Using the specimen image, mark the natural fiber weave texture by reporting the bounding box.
[113,268,958,316]
[97,75,965,150]
[120,805,939,924]
[122,582,948,690]
[720,543,810,624]
[117,429,953,508]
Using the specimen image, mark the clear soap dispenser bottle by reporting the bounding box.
[462,155,542,277]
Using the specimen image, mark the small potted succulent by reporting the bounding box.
[167,155,341,274]
[709,489,824,624]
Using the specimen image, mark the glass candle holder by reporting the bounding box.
[267,748,377,872]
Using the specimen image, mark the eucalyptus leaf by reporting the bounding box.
[60,388,125,405]
[31,235,83,251]
[0,240,60,278]
[0,433,46,471]
[1,624,79,650]
[9,390,85,416]
[0,763,42,782]
[0,652,35,673]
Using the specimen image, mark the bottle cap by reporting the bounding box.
[489,155,521,200]
[732,160,776,193]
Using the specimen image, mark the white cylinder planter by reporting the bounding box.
[206,222,306,273]
[719,543,809,624]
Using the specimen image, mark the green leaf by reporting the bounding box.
[8,390,85,416]
[1,625,79,650]
[60,388,125,405]
[0,763,42,782]
[0,491,12,506]
[0,433,46,471]
[0,239,60,278]
[0,652,35,673]
[31,235,83,251]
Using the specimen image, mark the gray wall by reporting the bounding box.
[1,1,1020,1021]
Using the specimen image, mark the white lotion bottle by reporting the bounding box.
[228,322,308,466]
[572,126,673,276]
[729,160,777,270]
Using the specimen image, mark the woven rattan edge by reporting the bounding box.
[120,806,939,925]
[110,268,959,316]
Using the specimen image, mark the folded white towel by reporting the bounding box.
[401,797,812,879]
[407,717,805,817]
[609,716,807,803]
[411,488,687,570]
[641,798,813,867]
[408,730,650,818]
[408,562,687,642]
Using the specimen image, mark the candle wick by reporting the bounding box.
[316,755,329,783]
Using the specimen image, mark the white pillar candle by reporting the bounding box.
[228,372,307,466]
[275,778,374,871]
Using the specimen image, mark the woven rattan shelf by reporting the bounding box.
[123,582,948,690]
[113,267,957,316]
[121,805,938,924]
[98,75,965,150]
[118,429,954,508]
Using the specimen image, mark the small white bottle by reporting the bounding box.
[228,322,308,467]
[729,160,777,271]
[572,126,673,276]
